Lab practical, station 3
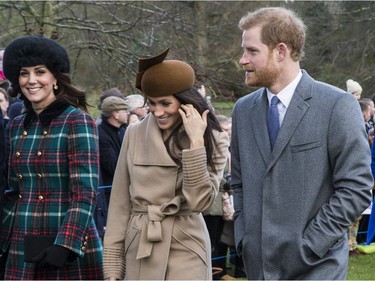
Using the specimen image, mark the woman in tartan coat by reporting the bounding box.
[0,35,103,280]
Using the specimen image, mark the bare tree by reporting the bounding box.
[1,1,375,103]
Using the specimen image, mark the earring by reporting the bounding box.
[53,84,58,90]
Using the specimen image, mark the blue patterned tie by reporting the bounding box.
[268,96,280,150]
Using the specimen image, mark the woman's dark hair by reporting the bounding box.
[13,72,89,113]
[163,87,222,173]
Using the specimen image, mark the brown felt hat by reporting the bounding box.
[136,48,195,97]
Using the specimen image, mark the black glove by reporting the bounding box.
[32,245,74,268]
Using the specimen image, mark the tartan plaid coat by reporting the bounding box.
[0,100,103,280]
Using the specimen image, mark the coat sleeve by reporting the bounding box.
[102,125,132,280]
[181,130,229,212]
[0,111,5,190]
[55,113,99,257]
[230,101,245,254]
[0,116,19,253]
[303,93,373,258]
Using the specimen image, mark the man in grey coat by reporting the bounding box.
[231,7,373,280]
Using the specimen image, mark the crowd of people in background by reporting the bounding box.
[0,6,374,281]
[346,79,375,257]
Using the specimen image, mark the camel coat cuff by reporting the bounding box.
[103,247,126,280]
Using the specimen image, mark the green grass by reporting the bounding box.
[348,253,375,280]
[225,254,375,280]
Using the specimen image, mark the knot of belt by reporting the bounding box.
[136,196,184,259]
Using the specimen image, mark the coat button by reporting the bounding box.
[38,195,44,200]
[42,130,48,136]
[22,131,28,136]
[15,151,21,158]
[81,246,86,251]
[36,173,43,179]
[18,194,22,199]
[36,151,42,157]
[17,174,23,180]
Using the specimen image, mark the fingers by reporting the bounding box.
[179,104,209,125]
[180,104,194,118]
[180,104,203,120]
[201,110,209,124]
[178,105,192,121]
[178,108,188,120]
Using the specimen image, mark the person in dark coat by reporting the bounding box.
[0,49,6,238]
[0,111,5,279]
[4,99,24,192]
[95,87,125,126]
[0,35,103,280]
[0,110,5,215]
[95,96,129,238]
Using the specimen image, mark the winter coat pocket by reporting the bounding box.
[173,224,208,266]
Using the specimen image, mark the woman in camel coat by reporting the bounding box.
[103,49,229,280]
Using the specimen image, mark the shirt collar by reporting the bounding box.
[266,70,302,108]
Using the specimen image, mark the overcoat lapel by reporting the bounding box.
[133,114,177,166]
[250,89,272,165]
[267,71,313,171]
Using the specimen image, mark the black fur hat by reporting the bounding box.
[3,35,70,96]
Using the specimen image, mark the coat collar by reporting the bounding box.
[267,71,312,163]
[23,99,71,128]
[133,114,178,167]
[100,116,120,132]
[249,70,313,166]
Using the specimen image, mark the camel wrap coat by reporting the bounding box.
[103,113,229,280]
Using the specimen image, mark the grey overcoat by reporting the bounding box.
[231,70,373,280]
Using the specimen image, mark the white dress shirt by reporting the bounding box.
[267,71,303,126]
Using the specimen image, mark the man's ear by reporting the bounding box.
[276,43,288,62]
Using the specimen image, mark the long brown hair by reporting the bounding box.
[163,87,222,172]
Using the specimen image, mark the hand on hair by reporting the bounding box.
[178,104,208,149]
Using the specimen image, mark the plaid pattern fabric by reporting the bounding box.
[3,105,103,280]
